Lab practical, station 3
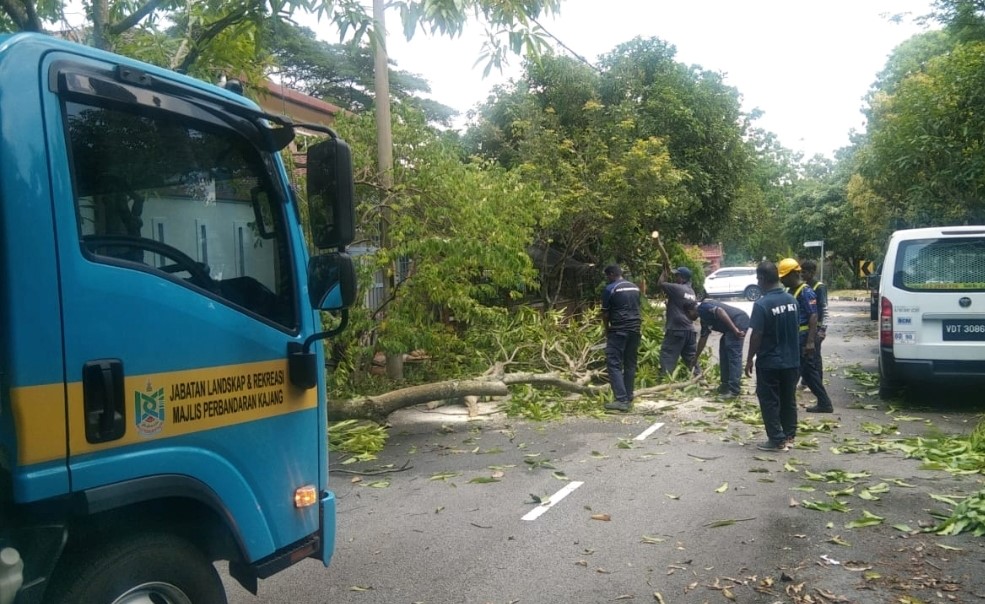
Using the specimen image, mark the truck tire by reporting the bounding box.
[744,285,762,301]
[878,354,901,400]
[44,532,227,604]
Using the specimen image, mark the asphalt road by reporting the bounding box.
[222,299,985,604]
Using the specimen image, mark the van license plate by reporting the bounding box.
[942,320,985,341]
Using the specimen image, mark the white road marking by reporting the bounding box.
[634,421,665,441]
[522,481,584,521]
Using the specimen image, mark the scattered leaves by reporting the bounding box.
[704,517,756,528]
[827,535,851,546]
[801,499,850,513]
[429,471,461,481]
[468,476,500,484]
[932,489,985,536]
[845,510,884,529]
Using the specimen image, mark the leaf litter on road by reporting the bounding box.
[845,509,884,529]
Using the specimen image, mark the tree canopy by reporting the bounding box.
[266,20,457,124]
[464,38,751,293]
[1,0,563,91]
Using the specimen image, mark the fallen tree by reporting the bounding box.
[327,362,701,422]
[327,300,701,422]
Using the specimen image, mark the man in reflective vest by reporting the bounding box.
[800,259,828,380]
[778,258,834,413]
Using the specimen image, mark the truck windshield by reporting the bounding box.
[64,99,297,329]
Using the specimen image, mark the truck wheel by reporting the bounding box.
[878,354,901,400]
[744,285,762,301]
[45,533,227,604]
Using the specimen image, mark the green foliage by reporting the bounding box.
[887,433,985,474]
[932,489,985,536]
[970,416,985,452]
[598,38,751,245]
[375,0,563,77]
[324,105,549,390]
[329,419,389,459]
[265,21,457,124]
[855,4,985,233]
[465,43,750,289]
[720,125,798,263]
[0,0,63,32]
[2,0,561,104]
[861,39,985,226]
[501,385,607,420]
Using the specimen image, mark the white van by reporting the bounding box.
[877,226,985,397]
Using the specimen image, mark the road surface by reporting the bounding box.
[223,299,985,604]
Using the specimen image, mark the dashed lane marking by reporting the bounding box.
[521,481,584,521]
[634,421,665,441]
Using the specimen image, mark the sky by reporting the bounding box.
[373,0,938,159]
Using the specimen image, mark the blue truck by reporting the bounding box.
[0,32,356,603]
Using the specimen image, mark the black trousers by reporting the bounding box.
[606,330,641,403]
[659,329,697,375]
[755,366,799,444]
[800,336,833,409]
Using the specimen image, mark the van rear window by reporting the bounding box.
[894,237,985,292]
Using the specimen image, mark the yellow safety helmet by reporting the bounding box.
[777,258,801,278]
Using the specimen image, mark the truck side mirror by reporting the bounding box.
[308,252,356,310]
[307,137,355,250]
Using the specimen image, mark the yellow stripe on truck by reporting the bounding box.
[11,383,68,466]
[13,360,316,465]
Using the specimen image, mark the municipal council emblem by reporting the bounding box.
[135,381,166,437]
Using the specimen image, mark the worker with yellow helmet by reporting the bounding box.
[778,258,834,413]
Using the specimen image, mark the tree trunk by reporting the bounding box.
[372,0,403,380]
[327,372,701,422]
[92,0,110,49]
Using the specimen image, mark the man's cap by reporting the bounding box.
[778,258,801,278]
[672,266,692,281]
[604,264,622,276]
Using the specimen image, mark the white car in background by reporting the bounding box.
[703,266,761,301]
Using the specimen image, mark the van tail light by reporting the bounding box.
[880,296,894,347]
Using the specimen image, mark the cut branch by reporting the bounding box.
[327,370,703,422]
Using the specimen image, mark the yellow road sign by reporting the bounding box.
[858,260,876,277]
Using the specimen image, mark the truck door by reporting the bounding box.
[43,57,322,561]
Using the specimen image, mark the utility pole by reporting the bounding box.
[373,0,403,379]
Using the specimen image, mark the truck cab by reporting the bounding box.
[0,33,355,603]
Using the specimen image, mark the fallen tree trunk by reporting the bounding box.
[327,372,703,422]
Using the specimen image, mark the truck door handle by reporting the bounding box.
[83,359,126,443]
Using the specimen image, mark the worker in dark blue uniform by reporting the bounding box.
[800,259,828,383]
[778,258,834,413]
[686,298,749,398]
[601,264,642,412]
[745,261,800,451]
